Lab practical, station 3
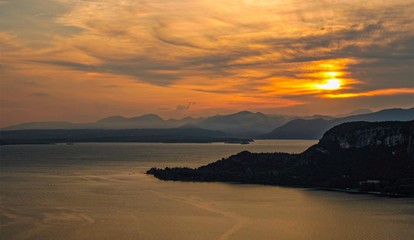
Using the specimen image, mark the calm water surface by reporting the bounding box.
[1,140,413,240]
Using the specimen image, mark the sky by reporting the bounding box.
[0,0,413,127]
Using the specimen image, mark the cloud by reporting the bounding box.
[322,88,414,99]
[4,0,412,89]
[104,84,119,88]
[0,0,413,125]
[176,102,196,111]
[0,0,82,48]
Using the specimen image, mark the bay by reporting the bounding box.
[1,140,413,240]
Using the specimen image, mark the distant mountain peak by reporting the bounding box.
[130,114,164,121]
[96,115,127,123]
[231,111,267,117]
[234,110,254,115]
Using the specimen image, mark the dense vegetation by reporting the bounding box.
[148,121,414,196]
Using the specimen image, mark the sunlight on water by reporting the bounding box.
[1,141,413,240]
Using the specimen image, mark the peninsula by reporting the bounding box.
[147,121,414,196]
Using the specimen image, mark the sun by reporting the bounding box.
[316,78,342,90]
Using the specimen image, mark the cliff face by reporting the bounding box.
[319,121,413,151]
[147,121,414,196]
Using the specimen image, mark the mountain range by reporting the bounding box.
[2,111,289,137]
[3,114,203,131]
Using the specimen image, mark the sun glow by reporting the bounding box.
[316,78,342,90]
[324,71,340,78]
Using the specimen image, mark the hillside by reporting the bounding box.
[260,107,414,139]
[147,121,414,196]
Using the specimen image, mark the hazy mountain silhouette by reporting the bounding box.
[335,109,373,118]
[3,114,203,130]
[198,111,287,137]
[260,107,414,139]
[3,107,413,139]
[2,111,287,136]
[259,118,332,139]
[95,114,169,129]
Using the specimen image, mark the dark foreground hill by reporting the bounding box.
[260,107,414,139]
[148,121,414,196]
[0,128,252,145]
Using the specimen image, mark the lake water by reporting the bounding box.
[1,140,413,240]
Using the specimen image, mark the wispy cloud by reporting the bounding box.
[176,102,196,111]
[0,0,413,125]
[323,88,414,99]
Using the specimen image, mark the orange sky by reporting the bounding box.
[0,0,413,127]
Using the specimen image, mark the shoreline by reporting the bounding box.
[147,173,414,198]
[308,187,413,198]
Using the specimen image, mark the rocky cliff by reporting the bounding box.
[319,121,413,151]
[147,121,414,196]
